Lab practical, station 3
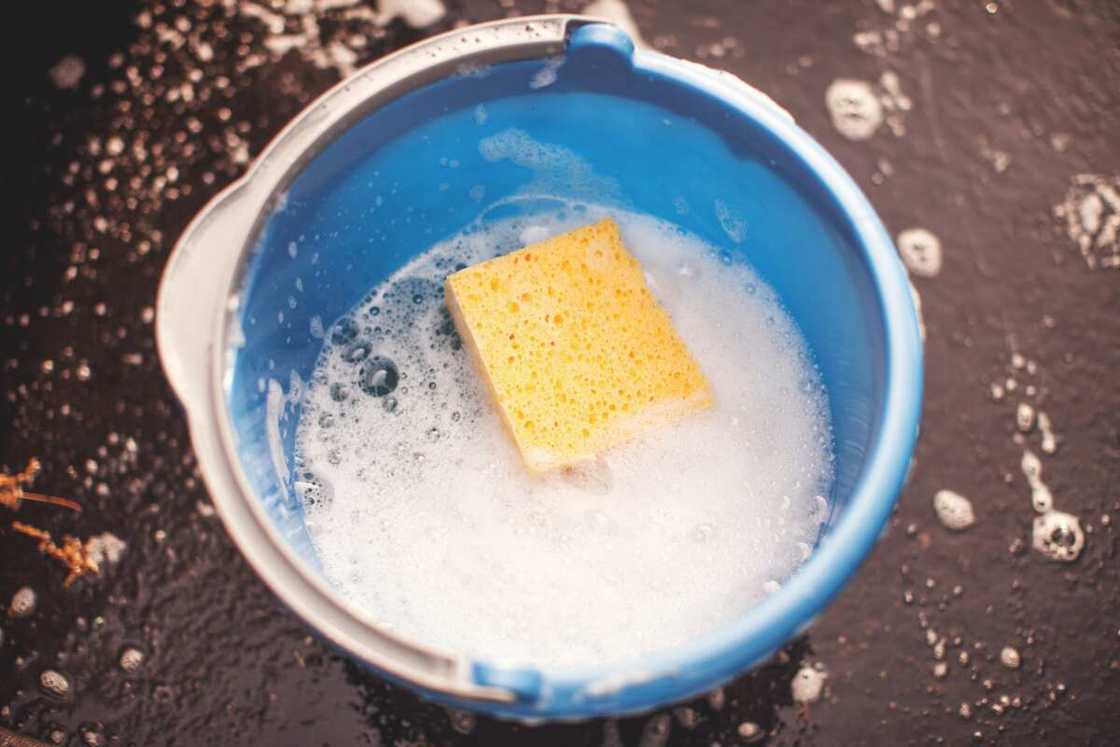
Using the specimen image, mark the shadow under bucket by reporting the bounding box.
[157,15,922,720]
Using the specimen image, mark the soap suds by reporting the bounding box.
[896,228,942,277]
[825,79,883,141]
[933,489,975,531]
[825,73,910,140]
[49,56,86,90]
[714,199,747,244]
[529,57,564,90]
[478,128,617,199]
[294,205,833,670]
[1053,174,1120,270]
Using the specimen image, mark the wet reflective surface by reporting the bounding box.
[4,1,1119,744]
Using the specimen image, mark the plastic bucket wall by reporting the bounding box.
[158,17,922,720]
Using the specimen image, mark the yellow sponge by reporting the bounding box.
[445,218,712,473]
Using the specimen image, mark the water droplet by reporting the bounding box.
[360,356,399,397]
[999,646,1021,669]
[330,318,359,345]
[295,475,334,509]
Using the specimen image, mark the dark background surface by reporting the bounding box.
[4,1,1119,745]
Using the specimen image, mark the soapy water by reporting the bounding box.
[293,204,834,670]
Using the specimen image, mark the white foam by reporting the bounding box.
[294,205,833,671]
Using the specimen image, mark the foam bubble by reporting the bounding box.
[294,205,833,670]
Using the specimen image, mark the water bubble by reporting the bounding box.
[368,305,381,317]
[343,342,371,363]
[317,412,335,429]
[359,356,399,397]
[426,427,441,442]
[330,317,359,345]
[382,396,399,413]
[329,383,350,402]
[295,475,334,509]
[1032,510,1084,562]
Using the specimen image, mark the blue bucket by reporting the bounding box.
[157,15,922,720]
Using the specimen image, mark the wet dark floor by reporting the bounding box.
[4,1,1119,745]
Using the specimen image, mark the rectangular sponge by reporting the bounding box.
[445,218,713,473]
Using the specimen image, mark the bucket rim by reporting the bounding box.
[156,13,923,719]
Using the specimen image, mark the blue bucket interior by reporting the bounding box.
[223,25,908,716]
